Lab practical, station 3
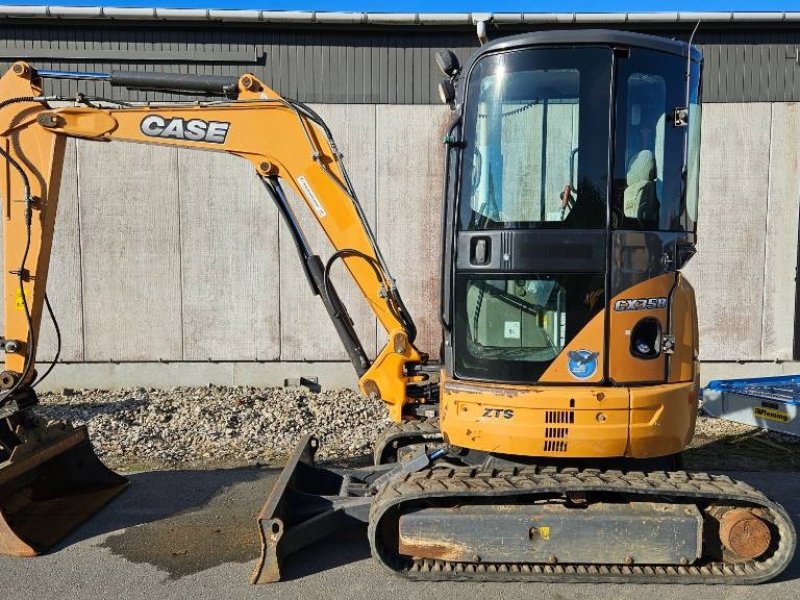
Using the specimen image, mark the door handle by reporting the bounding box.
[471,237,491,265]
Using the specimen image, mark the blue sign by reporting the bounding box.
[567,350,599,380]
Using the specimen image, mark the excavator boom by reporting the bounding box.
[0,62,425,557]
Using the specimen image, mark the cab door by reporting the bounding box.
[607,47,695,384]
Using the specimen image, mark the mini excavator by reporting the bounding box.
[0,29,794,584]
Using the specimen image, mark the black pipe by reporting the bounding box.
[305,255,371,377]
[109,71,240,98]
[262,178,370,377]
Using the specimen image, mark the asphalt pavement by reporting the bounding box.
[1,467,799,600]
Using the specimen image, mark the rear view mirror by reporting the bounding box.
[434,49,460,77]
[438,80,455,105]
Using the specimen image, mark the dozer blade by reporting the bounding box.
[0,422,128,556]
[251,434,380,584]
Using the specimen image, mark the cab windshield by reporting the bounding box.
[459,47,612,231]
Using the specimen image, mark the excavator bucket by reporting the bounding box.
[0,422,128,556]
[251,434,378,584]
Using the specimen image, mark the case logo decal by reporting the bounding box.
[614,297,668,311]
[140,115,230,143]
[567,350,599,380]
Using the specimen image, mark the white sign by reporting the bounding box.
[504,321,521,339]
[298,176,326,218]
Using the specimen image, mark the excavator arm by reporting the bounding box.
[0,61,426,423]
[0,61,430,558]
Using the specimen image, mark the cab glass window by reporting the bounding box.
[454,274,605,382]
[613,50,689,231]
[459,48,611,230]
[685,60,702,231]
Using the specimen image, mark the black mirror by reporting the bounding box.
[434,49,460,77]
[438,79,456,105]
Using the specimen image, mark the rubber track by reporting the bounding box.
[368,467,797,584]
[373,418,442,465]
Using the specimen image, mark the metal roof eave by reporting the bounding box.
[0,6,799,25]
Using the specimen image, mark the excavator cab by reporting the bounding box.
[446,31,700,380]
[439,31,704,460]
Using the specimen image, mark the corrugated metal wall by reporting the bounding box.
[0,21,799,103]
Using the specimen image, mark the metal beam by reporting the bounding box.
[0,6,799,25]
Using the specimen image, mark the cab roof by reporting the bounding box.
[474,29,702,63]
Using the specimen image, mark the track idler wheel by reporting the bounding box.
[717,507,772,561]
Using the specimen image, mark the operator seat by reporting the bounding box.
[623,149,660,224]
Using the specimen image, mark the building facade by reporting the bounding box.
[0,8,798,389]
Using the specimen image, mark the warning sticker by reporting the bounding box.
[530,526,551,541]
[14,289,25,311]
[297,176,326,218]
[753,406,792,423]
[504,321,520,339]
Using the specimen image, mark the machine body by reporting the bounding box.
[438,31,702,461]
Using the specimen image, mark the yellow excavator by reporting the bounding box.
[0,29,795,584]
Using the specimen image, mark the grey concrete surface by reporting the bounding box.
[0,467,798,600]
[683,103,772,362]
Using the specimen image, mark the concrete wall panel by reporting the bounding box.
[278,104,379,361]
[376,104,452,358]
[762,102,800,360]
[39,138,84,362]
[684,103,772,361]
[178,149,280,361]
[78,141,183,360]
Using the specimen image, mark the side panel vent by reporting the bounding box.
[543,440,568,452]
[545,427,569,439]
[543,413,572,452]
[545,410,575,424]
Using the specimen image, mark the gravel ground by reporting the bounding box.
[38,386,391,471]
[35,386,800,472]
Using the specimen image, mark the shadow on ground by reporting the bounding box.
[44,445,800,584]
[56,466,269,578]
[38,396,150,418]
[279,526,372,581]
[686,430,800,472]
[53,460,373,581]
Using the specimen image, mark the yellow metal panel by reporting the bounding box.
[627,380,698,458]
[669,273,698,383]
[608,272,675,384]
[0,64,66,380]
[440,377,629,457]
[441,375,699,460]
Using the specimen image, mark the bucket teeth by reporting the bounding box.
[0,422,127,556]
